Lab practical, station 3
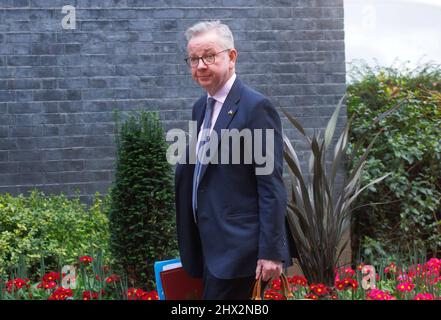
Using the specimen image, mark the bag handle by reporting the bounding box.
[251,273,294,300]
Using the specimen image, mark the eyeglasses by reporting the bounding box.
[185,49,231,68]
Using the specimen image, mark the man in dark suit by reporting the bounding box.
[175,20,293,300]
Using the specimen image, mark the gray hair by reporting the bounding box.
[185,20,235,49]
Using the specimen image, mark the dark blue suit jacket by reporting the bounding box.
[175,78,295,280]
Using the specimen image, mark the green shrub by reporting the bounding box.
[347,64,441,264]
[109,110,178,290]
[0,190,111,278]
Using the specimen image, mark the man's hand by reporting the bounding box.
[255,259,283,281]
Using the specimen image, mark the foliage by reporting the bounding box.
[347,63,441,264]
[108,110,178,290]
[0,190,111,279]
[0,254,158,300]
[282,98,391,286]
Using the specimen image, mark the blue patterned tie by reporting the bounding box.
[192,97,216,223]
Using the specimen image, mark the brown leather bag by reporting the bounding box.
[251,273,294,300]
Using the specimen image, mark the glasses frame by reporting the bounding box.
[185,49,231,68]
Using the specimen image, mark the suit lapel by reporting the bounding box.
[198,78,243,184]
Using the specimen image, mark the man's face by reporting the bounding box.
[187,31,237,95]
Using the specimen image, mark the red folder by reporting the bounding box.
[160,266,203,300]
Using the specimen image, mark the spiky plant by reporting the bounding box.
[282,96,393,286]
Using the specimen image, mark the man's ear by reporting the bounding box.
[229,49,238,64]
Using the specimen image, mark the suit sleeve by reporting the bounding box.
[249,98,289,262]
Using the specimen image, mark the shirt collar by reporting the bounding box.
[208,73,237,104]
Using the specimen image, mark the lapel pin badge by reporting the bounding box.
[228,110,233,116]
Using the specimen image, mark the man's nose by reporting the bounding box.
[196,58,208,70]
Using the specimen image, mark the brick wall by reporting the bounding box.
[0,0,346,203]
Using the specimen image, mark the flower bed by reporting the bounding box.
[0,255,158,300]
[1,256,439,300]
[264,258,441,300]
